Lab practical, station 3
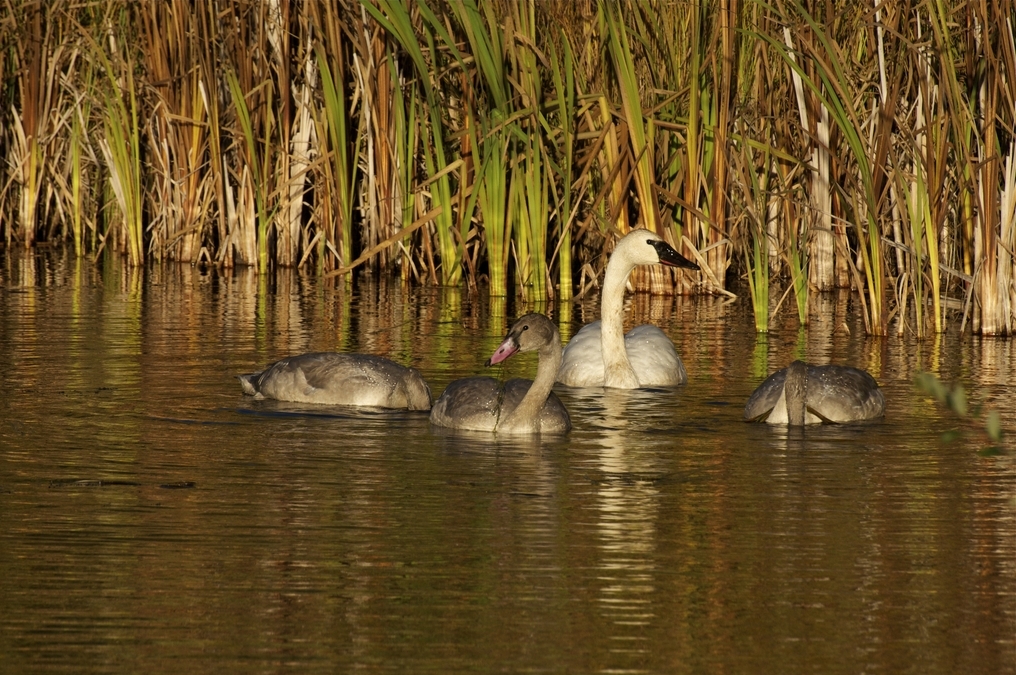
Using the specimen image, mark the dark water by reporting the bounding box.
[1,251,1014,674]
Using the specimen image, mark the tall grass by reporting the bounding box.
[140,0,210,263]
[1,0,1013,334]
[547,34,576,301]
[509,0,550,301]
[225,68,273,273]
[91,10,144,266]
[389,51,422,282]
[367,0,462,286]
[316,42,358,271]
[9,1,47,250]
[445,0,511,295]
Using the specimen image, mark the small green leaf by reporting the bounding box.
[985,410,1002,442]
[940,430,963,443]
[947,385,968,417]
[915,372,947,403]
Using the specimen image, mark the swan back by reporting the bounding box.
[430,313,571,434]
[239,352,432,410]
[557,321,688,387]
[744,360,885,425]
[429,377,570,434]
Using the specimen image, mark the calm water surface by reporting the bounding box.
[1,251,1014,674]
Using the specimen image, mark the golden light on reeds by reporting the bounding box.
[0,0,1012,335]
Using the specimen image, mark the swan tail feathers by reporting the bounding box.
[238,373,260,396]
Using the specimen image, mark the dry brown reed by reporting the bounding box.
[0,0,1013,335]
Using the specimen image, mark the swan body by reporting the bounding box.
[557,228,699,388]
[744,360,886,425]
[557,322,686,387]
[430,313,571,434]
[239,353,432,410]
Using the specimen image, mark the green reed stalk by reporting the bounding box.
[604,0,659,235]
[903,161,927,338]
[921,162,944,335]
[748,228,770,332]
[788,219,808,325]
[225,68,272,274]
[699,82,716,245]
[390,51,419,282]
[508,161,531,297]
[70,109,83,255]
[93,26,144,266]
[516,130,548,301]
[367,0,462,285]
[548,34,575,300]
[683,0,703,247]
[896,90,942,339]
[69,66,95,258]
[911,30,945,335]
[448,0,507,109]
[316,44,358,270]
[756,0,885,333]
[511,0,548,301]
[927,0,978,280]
[739,136,771,332]
[445,0,511,294]
[476,125,511,296]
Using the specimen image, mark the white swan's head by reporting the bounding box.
[486,313,560,366]
[614,229,699,270]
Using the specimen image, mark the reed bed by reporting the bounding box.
[1,0,1013,334]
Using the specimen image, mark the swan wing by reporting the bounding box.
[537,391,572,433]
[557,321,606,386]
[430,377,509,431]
[805,365,885,422]
[558,322,687,387]
[744,369,787,422]
[431,378,570,434]
[623,325,687,386]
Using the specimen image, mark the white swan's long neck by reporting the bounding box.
[500,335,563,432]
[600,250,640,388]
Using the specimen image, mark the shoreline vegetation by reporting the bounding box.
[1,0,1013,335]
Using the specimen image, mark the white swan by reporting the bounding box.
[557,228,700,388]
[429,313,571,434]
[744,360,886,425]
[239,353,432,410]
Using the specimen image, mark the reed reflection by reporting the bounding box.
[1,249,1013,674]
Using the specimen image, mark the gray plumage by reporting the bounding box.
[239,352,432,410]
[430,313,571,434]
[744,360,885,424]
